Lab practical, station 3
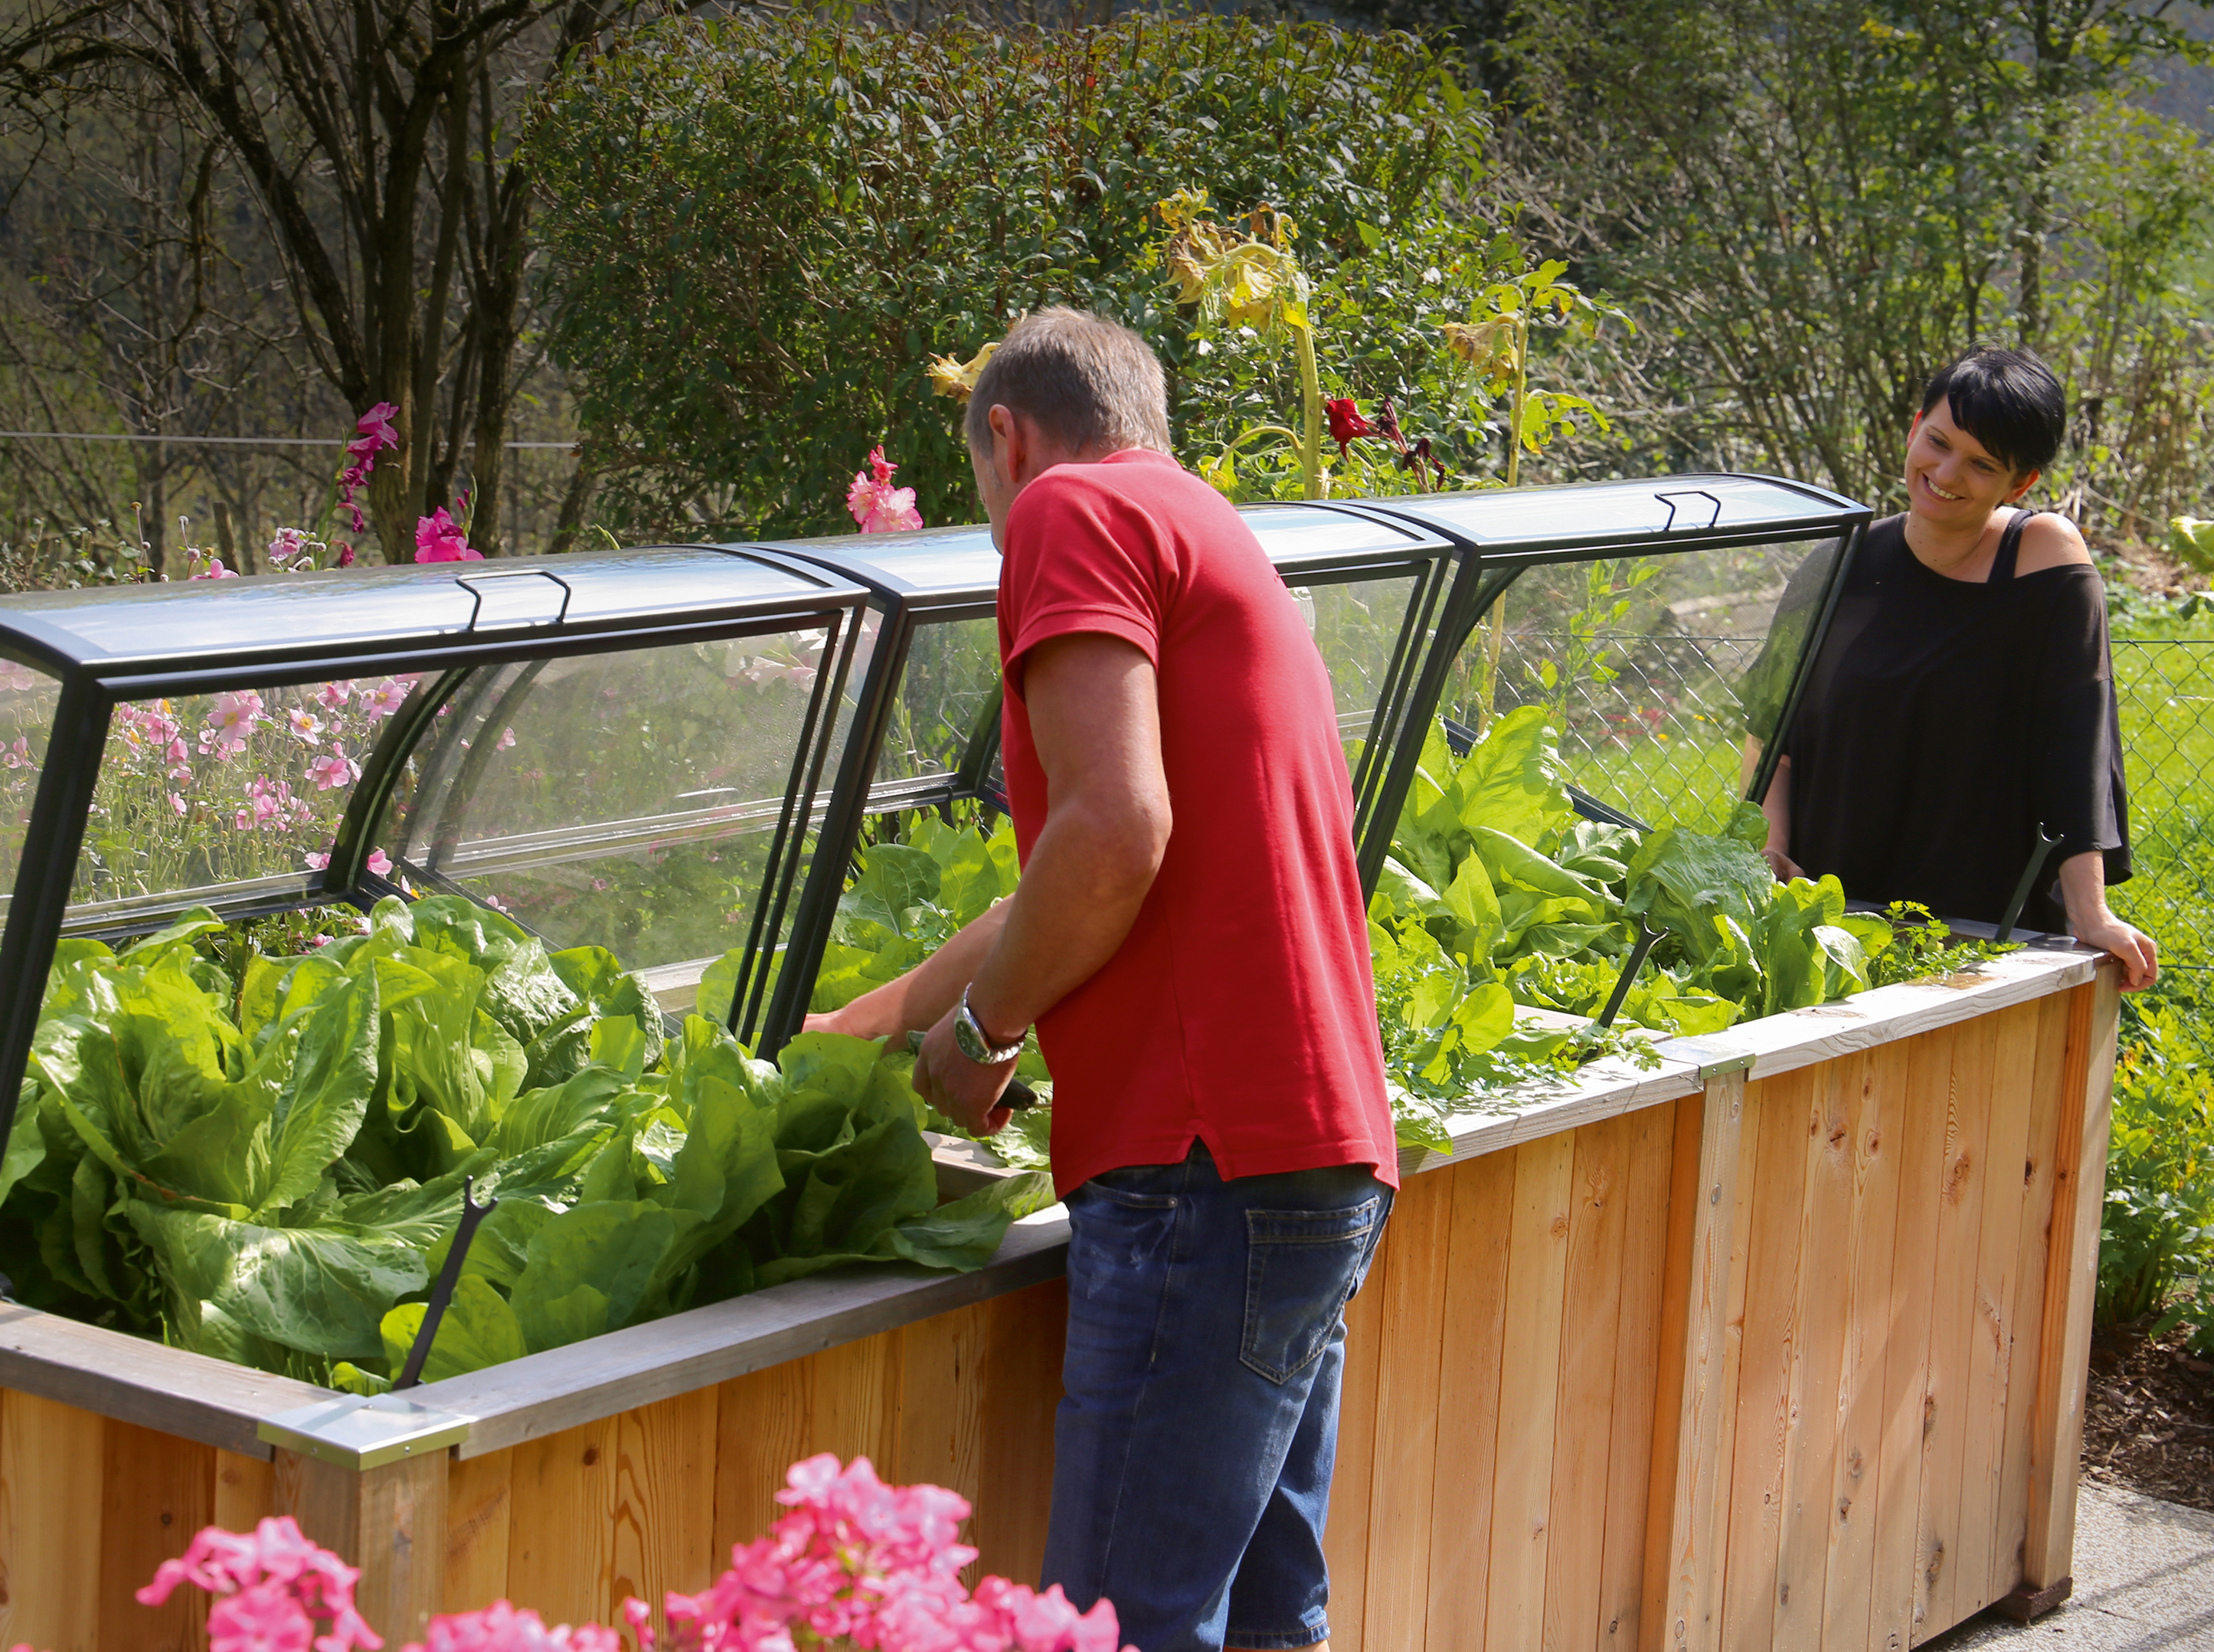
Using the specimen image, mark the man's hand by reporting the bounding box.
[910,1006,1017,1135]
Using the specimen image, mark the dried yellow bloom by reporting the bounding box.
[927,341,999,403]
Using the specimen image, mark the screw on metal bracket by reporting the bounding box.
[395,1176,498,1391]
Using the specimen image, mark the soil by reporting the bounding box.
[2081,1307,2214,1514]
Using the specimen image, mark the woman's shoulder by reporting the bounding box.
[2014,510,2095,576]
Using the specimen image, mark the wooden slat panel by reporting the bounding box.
[1359,1168,1454,1652]
[356,1452,447,1644]
[1914,1012,1999,1641]
[613,1389,721,1641]
[1662,1071,1752,1652]
[2021,972,2121,1589]
[1867,1024,1957,1650]
[1,1388,105,1652]
[892,1300,988,1503]
[444,1450,514,1621]
[970,1281,1062,1591]
[1719,1069,1815,1652]
[274,1448,361,1562]
[98,1417,214,1652]
[813,1329,902,1477]
[1326,1231,1389,1652]
[1990,990,2075,1600]
[505,1415,620,1632]
[1770,1055,1860,1651]
[1483,1132,1577,1650]
[1641,1094,1706,1652]
[714,1356,813,1559]
[1819,1038,1911,1651]
[1950,1000,2042,1618]
[1423,1149,1516,1652]
[1597,1101,1675,1652]
[1544,1114,1633,1652]
[211,1448,274,1536]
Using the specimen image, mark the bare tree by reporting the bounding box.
[0,0,647,561]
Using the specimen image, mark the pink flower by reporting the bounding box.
[397,1599,624,1652]
[3,736,32,770]
[136,1518,381,1652]
[0,661,41,691]
[495,727,516,752]
[287,708,325,743]
[366,849,393,878]
[847,446,924,534]
[309,751,360,793]
[170,792,187,816]
[355,403,399,451]
[359,679,411,720]
[191,555,240,581]
[267,528,311,568]
[305,850,332,871]
[207,1581,317,1652]
[335,544,357,568]
[414,507,484,564]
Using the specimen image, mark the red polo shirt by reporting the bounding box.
[996,448,1395,1198]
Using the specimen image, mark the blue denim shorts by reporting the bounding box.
[1041,1141,1393,1652]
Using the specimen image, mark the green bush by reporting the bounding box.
[2101,973,2214,1356]
[527,13,1491,538]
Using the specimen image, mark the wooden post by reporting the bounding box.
[2004,969,2121,1619]
[1662,1067,1748,1652]
[276,1447,449,1641]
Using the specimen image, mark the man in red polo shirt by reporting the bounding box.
[809,306,1395,1652]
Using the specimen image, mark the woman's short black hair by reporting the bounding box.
[1919,347,2065,476]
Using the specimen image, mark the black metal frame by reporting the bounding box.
[0,548,872,1148]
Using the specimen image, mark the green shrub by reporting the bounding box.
[527,13,1490,537]
[2101,973,2214,1356]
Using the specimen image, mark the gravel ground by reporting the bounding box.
[1919,1481,2214,1650]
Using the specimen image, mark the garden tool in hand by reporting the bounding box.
[908,1029,1039,1110]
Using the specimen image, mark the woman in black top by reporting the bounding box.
[1761,347,2157,989]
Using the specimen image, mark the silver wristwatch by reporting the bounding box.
[953,984,1025,1065]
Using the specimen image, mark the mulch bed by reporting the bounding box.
[2081,1306,2214,1513]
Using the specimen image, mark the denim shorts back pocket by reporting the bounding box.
[1239,1195,1384,1385]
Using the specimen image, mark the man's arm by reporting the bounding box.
[806,902,1009,1042]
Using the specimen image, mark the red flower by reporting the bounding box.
[1325,397,1377,456]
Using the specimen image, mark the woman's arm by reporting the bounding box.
[1758,752,1803,882]
[2056,850,2157,990]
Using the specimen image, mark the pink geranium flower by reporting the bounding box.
[847,446,924,534]
[414,507,484,564]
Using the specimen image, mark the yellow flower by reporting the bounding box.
[1156,188,1211,232]
[927,341,999,403]
[1442,321,1518,388]
[1159,201,1310,337]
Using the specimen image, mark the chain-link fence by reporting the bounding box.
[1489,632,2214,967]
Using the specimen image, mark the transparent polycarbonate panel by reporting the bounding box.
[388,627,839,973]
[1436,536,1842,832]
[871,615,1000,797]
[1296,571,1424,746]
[65,671,421,927]
[0,657,61,916]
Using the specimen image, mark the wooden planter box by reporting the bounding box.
[0,946,2116,1652]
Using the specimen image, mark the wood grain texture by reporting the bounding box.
[1770,1056,1859,1652]
[613,1389,721,1641]
[892,1300,987,1502]
[211,1448,274,1536]
[1915,1012,2000,1639]
[1326,1235,1389,1652]
[1544,1114,1633,1652]
[505,1415,620,1634]
[1867,1024,1957,1652]
[1719,1069,1815,1652]
[970,1281,1063,1591]
[1990,990,2075,1601]
[98,1417,212,1652]
[1950,1000,2044,1619]
[1597,1101,1675,1652]
[1819,1039,1911,1652]
[1641,1094,1706,1652]
[355,1451,448,1644]
[1423,1147,1516,1652]
[714,1358,813,1562]
[1484,1132,1576,1652]
[1359,1168,1454,1652]
[1663,1071,1751,1652]
[274,1448,361,1565]
[0,1387,104,1652]
[2021,971,2122,1588]
[444,1450,514,1623]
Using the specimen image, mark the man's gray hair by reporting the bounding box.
[964,306,1172,458]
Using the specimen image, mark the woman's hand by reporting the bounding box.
[2071,908,2159,992]
[1761,846,1804,882]
[2058,850,2157,991]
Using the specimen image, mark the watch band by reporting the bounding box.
[954,984,1026,1065]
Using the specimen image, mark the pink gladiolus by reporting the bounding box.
[355,402,399,450]
[414,507,484,564]
[366,849,393,877]
[846,446,924,534]
[335,543,357,568]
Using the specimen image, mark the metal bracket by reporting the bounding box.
[1654,1035,1755,1080]
[258,1392,472,1471]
